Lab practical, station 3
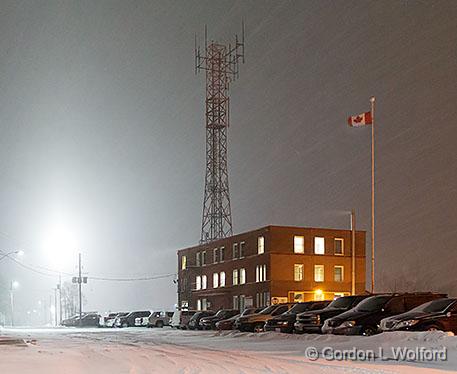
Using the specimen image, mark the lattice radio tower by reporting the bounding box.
[195,24,245,244]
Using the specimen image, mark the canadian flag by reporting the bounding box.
[348,111,372,127]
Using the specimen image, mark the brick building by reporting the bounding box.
[177,225,366,311]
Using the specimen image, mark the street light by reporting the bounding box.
[10,280,19,327]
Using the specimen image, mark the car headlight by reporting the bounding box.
[395,319,419,329]
[316,315,321,324]
[277,321,288,326]
[339,320,356,328]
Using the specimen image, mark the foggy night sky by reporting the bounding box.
[0,0,457,315]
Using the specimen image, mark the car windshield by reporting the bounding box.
[259,305,277,315]
[409,298,455,313]
[241,308,255,316]
[327,297,354,309]
[286,303,310,314]
[355,296,391,312]
[215,310,226,317]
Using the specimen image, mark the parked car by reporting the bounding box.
[295,295,371,334]
[103,312,128,328]
[171,309,198,329]
[188,311,215,330]
[216,308,263,330]
[147,311,174,328]
[380,298,457,334]
[235,303,295,333]
[62,313,101,327]
[61,314,83,327]
[115,310,151,328]
[325,292,447,336]
[216,313,241,330]
[199,309,239,330]
[265,300,330,333]
[80,313,102,327]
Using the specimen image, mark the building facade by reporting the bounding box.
[177,226,366,311]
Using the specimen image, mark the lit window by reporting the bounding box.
[256,265,267,282]
[196,276,201,290]
[314,265,324,282]
[334,266,344,282]
[334,238,344,255]
[220,272,226,287]
[220,247,225,261]
[181,256,187,270]
[202,275,207,289]
[294,236,304,254]
[232,243,238,259]
[258,236,265,254]
[196,252,201,266]
[240,268,246,284]
[197,299,202,310]
[232,269,239,285]
[213,273,219,288]
[240,241,245,257]
[213,248,218,263]
[314,237,325,255]
[294,264,304,281]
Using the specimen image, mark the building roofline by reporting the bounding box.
[176,224,366,253]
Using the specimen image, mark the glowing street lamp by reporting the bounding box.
[10,280,19,326]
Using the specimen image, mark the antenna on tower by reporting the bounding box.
[195,24,246,244]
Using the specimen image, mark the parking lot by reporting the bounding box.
[0,326,455,373]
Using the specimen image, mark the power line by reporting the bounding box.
[89,273,176,282]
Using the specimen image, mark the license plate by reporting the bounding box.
[275,328,281,332]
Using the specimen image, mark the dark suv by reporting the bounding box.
[265,301,330,333]
[199,309,239,330]
[380,298,457,334]
[115,311,151,328]
[325,293,446,336]
[187,311,215,330]
[295,295,371,334]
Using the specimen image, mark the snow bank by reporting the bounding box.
[0,327,455,373]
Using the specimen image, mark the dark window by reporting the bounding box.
[232,243,238,259]
[240,242,245,257]
[327,297,354,309]
[220,247,225,261]
[355,296,392,312]
[202,251,207,265]
[334,238,344,255]
[385,297,405,314]
[412,299,456,313]
[272,305,289,315]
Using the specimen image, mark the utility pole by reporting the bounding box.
[72,253,88,326]
[10,282,14,327]
[350,210,356,295]
[58,274,62,324]
[78,253,82,326]
[53,287,58,326]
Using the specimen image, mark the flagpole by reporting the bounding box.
[370,96,376,293]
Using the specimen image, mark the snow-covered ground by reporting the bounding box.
[0,327,456,373]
